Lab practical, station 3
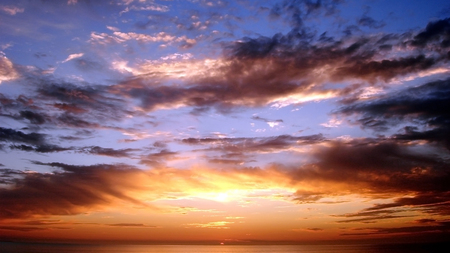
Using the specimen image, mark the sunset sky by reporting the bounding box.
[1,0,450,244]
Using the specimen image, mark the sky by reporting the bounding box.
[1,0,450,245]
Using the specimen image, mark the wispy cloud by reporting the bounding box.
[0,5,24,15]
[62,53,84,63]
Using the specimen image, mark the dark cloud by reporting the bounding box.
[107,223,156,228]
[33,52,47,58]
[21,219,63,226]
[1,137,449,225]
[270,0,342,30]
[140,150,179,168]
[341,221,450,236]
[337,54,437,82]
[0,93,13,106]
[57,113,101,128]
[365,193,450,215]
[31,79,132,128]
[19,110,46,124]
[337,78,450,149]
[0,127,46,146]
[81,146,138,158]
[74,58,104,72]
[0,226,50,232]
[336,215,411,224]
[37,82,112,113]
[59,135,88,141]
[251,115,283,124]
[274,139,450,223]
[109,82,194,112]
[411,17,450,48]
[358,15,385,29]
[114,35,322,113]
[0,168,26,184]
[1,76,132,134]
[415,219,437,224]
[181,134,324,154]
[0,162,147,219]
[0,94,39,116]
[307,140,449,193]
[0,125,138,156]
[292,190,324,203]
[334,209,397,218]
[9,144,70,153]
[207,158,245,165]
[0,110,48,125]
[53,103,87,114]
[110,18,450,113]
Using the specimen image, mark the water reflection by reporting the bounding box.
[1,242,448,253]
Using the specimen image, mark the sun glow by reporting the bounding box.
[213,192,230,202]
[192,190,241,203]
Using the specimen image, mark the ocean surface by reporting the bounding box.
[1,242,449,253]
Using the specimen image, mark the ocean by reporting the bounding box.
[1,242,449,253]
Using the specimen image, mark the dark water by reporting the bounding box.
[1,242,449,253]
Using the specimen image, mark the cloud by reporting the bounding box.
[308,140,449,192]
[89,31,196,47]
[336,215,411,224]
[270,0,342,30]
[53,103,88,114]
[0,5,24,15]
[357,12,385,29]
[140,150,179,168]
[73,58,105,72]
[107,223,157,228]
[109,55,338,112]
[33,80,131,128]
[0,118,143,155]
[0,162,148,219]
[10,144,71,153]
[320,118,342,128]
[0,167,26,184]
[107,17,450,113]
[185,221,233,229]
[287,139,450,222]
[81,146,138,158]
[305,227,324,232]
[251,115,284,128]
[341,221,450,237]
[337,78,450,149]
[0,226,50,232]
[62,53,84,63]
[1,161,276,220]
[0,126,138,156]
[334,55,438,82]
[1,134,449,222]
[0,54,19,84]
[119,1,170,14]
[364,193,450,216]
[19,110,46,124]
[411,17,450,48]
[0,127,46,146]
[180,134,324,156]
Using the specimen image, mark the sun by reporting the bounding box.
[213,192,230,202]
